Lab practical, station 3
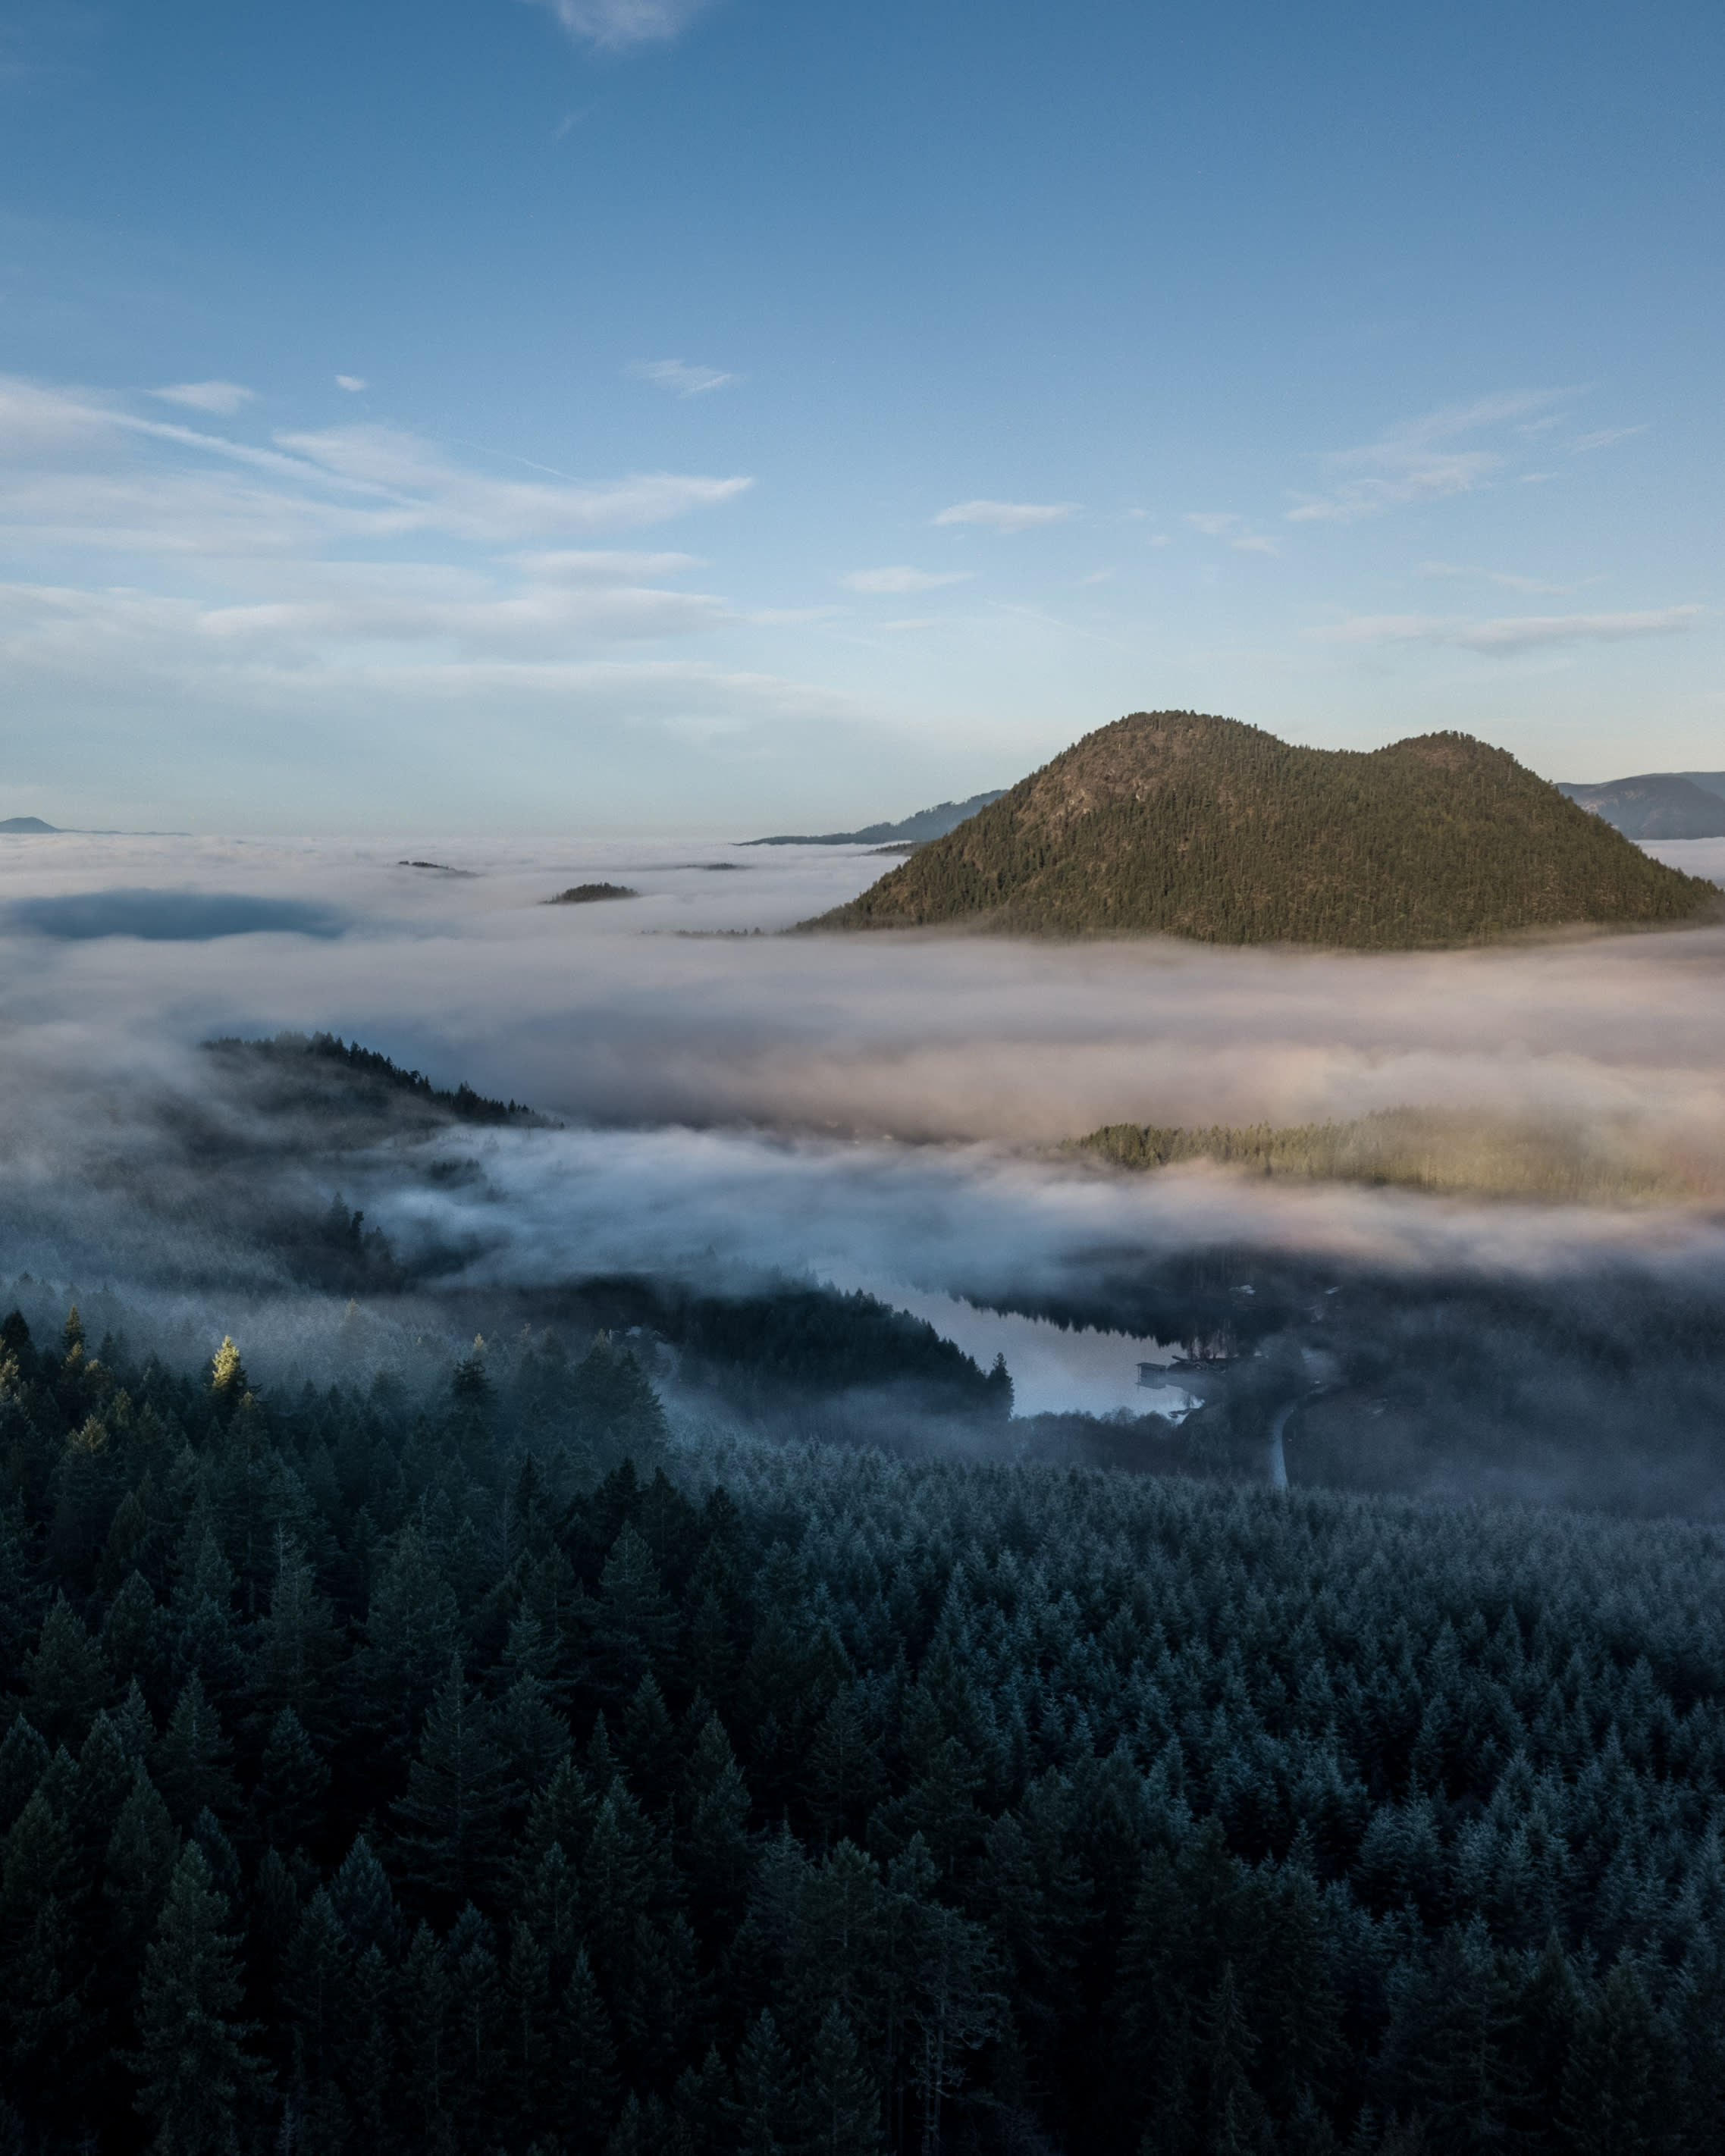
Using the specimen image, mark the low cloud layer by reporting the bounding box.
[2,833,1724,1330]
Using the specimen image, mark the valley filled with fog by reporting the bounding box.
[4,825,1724,1510]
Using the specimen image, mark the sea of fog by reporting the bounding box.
[2,826,1723,1411]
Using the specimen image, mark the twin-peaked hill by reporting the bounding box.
[806,711,1717,948]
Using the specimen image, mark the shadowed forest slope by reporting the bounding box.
[8,1303,1725,2153]
[808,712,1715,946]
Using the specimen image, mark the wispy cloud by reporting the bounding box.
[1286,388,1571,524]
[1186,511,1279,555]
[629,359,739,399]
[272,424,752,542]
[1309,605,1704,655]
[149,382,258,416]
[522,0,714,50]
[1419,561,1576,597]
[335,375,368,393]
[1572,425,1648,454]
[933,499,1077,534]
[840,566,971,594]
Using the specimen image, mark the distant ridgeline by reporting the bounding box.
[808,712,1717,946]
[1556,770,1725,841]
[1076,1106,1718,1205]
[202,1030,544,1125]
[745,789,1007,846]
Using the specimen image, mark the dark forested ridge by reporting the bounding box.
[808,713,1716,946]
[203,1032,546,1130]
[6,1302,1725,2153]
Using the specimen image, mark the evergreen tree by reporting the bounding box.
[557,1946,619,2153]
[154,1673,237,1825]
[103,1569,166,1702]
[0,1787,86,2102]
[327,1835,401,1962]
[207,1339,249,1421]
[395,1651,510,1907]
[735,2007,798,2156]
[684,1710,754,1941]
[445,1904,505,2146]
[105,1762,180,1961]
[594,1521,676,1699]
[256,1706,331,1852]
[130,1843,264,2156]
[1200,1963,1265,2156]
[1559,1959,1666,2156]
[280,1889,352,2154]
[0,1716,50,1833]
[24,1590,110,1747]
[170,1526,246,1706]
[362,1524,461,1757]
[250,1532,341,1732]
[801,2002,883,2156]
[397,1922,453,2153]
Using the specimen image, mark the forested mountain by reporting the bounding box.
[808,713,1715,946]
[746,794,1008,847]
[5,1302,1725,2153]
[1556,774,1725,841]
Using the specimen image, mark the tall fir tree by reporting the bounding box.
[130,1843,264,2156]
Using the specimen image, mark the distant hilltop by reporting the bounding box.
[804,711,1717,948]
[745,789,1007,847]
[1556,771,1725,841]
[0,816,59,834]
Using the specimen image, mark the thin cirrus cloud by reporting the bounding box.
[149,381,258,415]
[335,375,368,393]
[1419,562,1576,597]
[1185,512,1279,556]
[521,0,714,51]
[1286,389,1575,525]
[272,424,753,543]
[1572,425,1648,454]
[0,379,753,555]
[0,371,776,732]
[840,566,973,594]
[628,359,738,399]
[933,500,1077,533]
[1309,606,1704,656]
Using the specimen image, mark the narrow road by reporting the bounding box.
[1269,1399,1297,1490]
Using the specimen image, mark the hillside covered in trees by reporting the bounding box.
[5,1302,1725,2152]
[1073,1106,1720,1205]
[808,713,1715,947]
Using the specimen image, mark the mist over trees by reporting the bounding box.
[5,1302,1725,2152]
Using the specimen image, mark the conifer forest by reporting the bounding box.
[4,1289,1725,2155]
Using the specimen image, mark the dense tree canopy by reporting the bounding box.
[5,1300,1725,2152]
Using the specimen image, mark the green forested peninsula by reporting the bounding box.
[808,713,1715,946]
[1074,1106,1715,1205]
[6,1303,1725,2152]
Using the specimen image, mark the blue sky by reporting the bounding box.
[0,0,1719,832]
